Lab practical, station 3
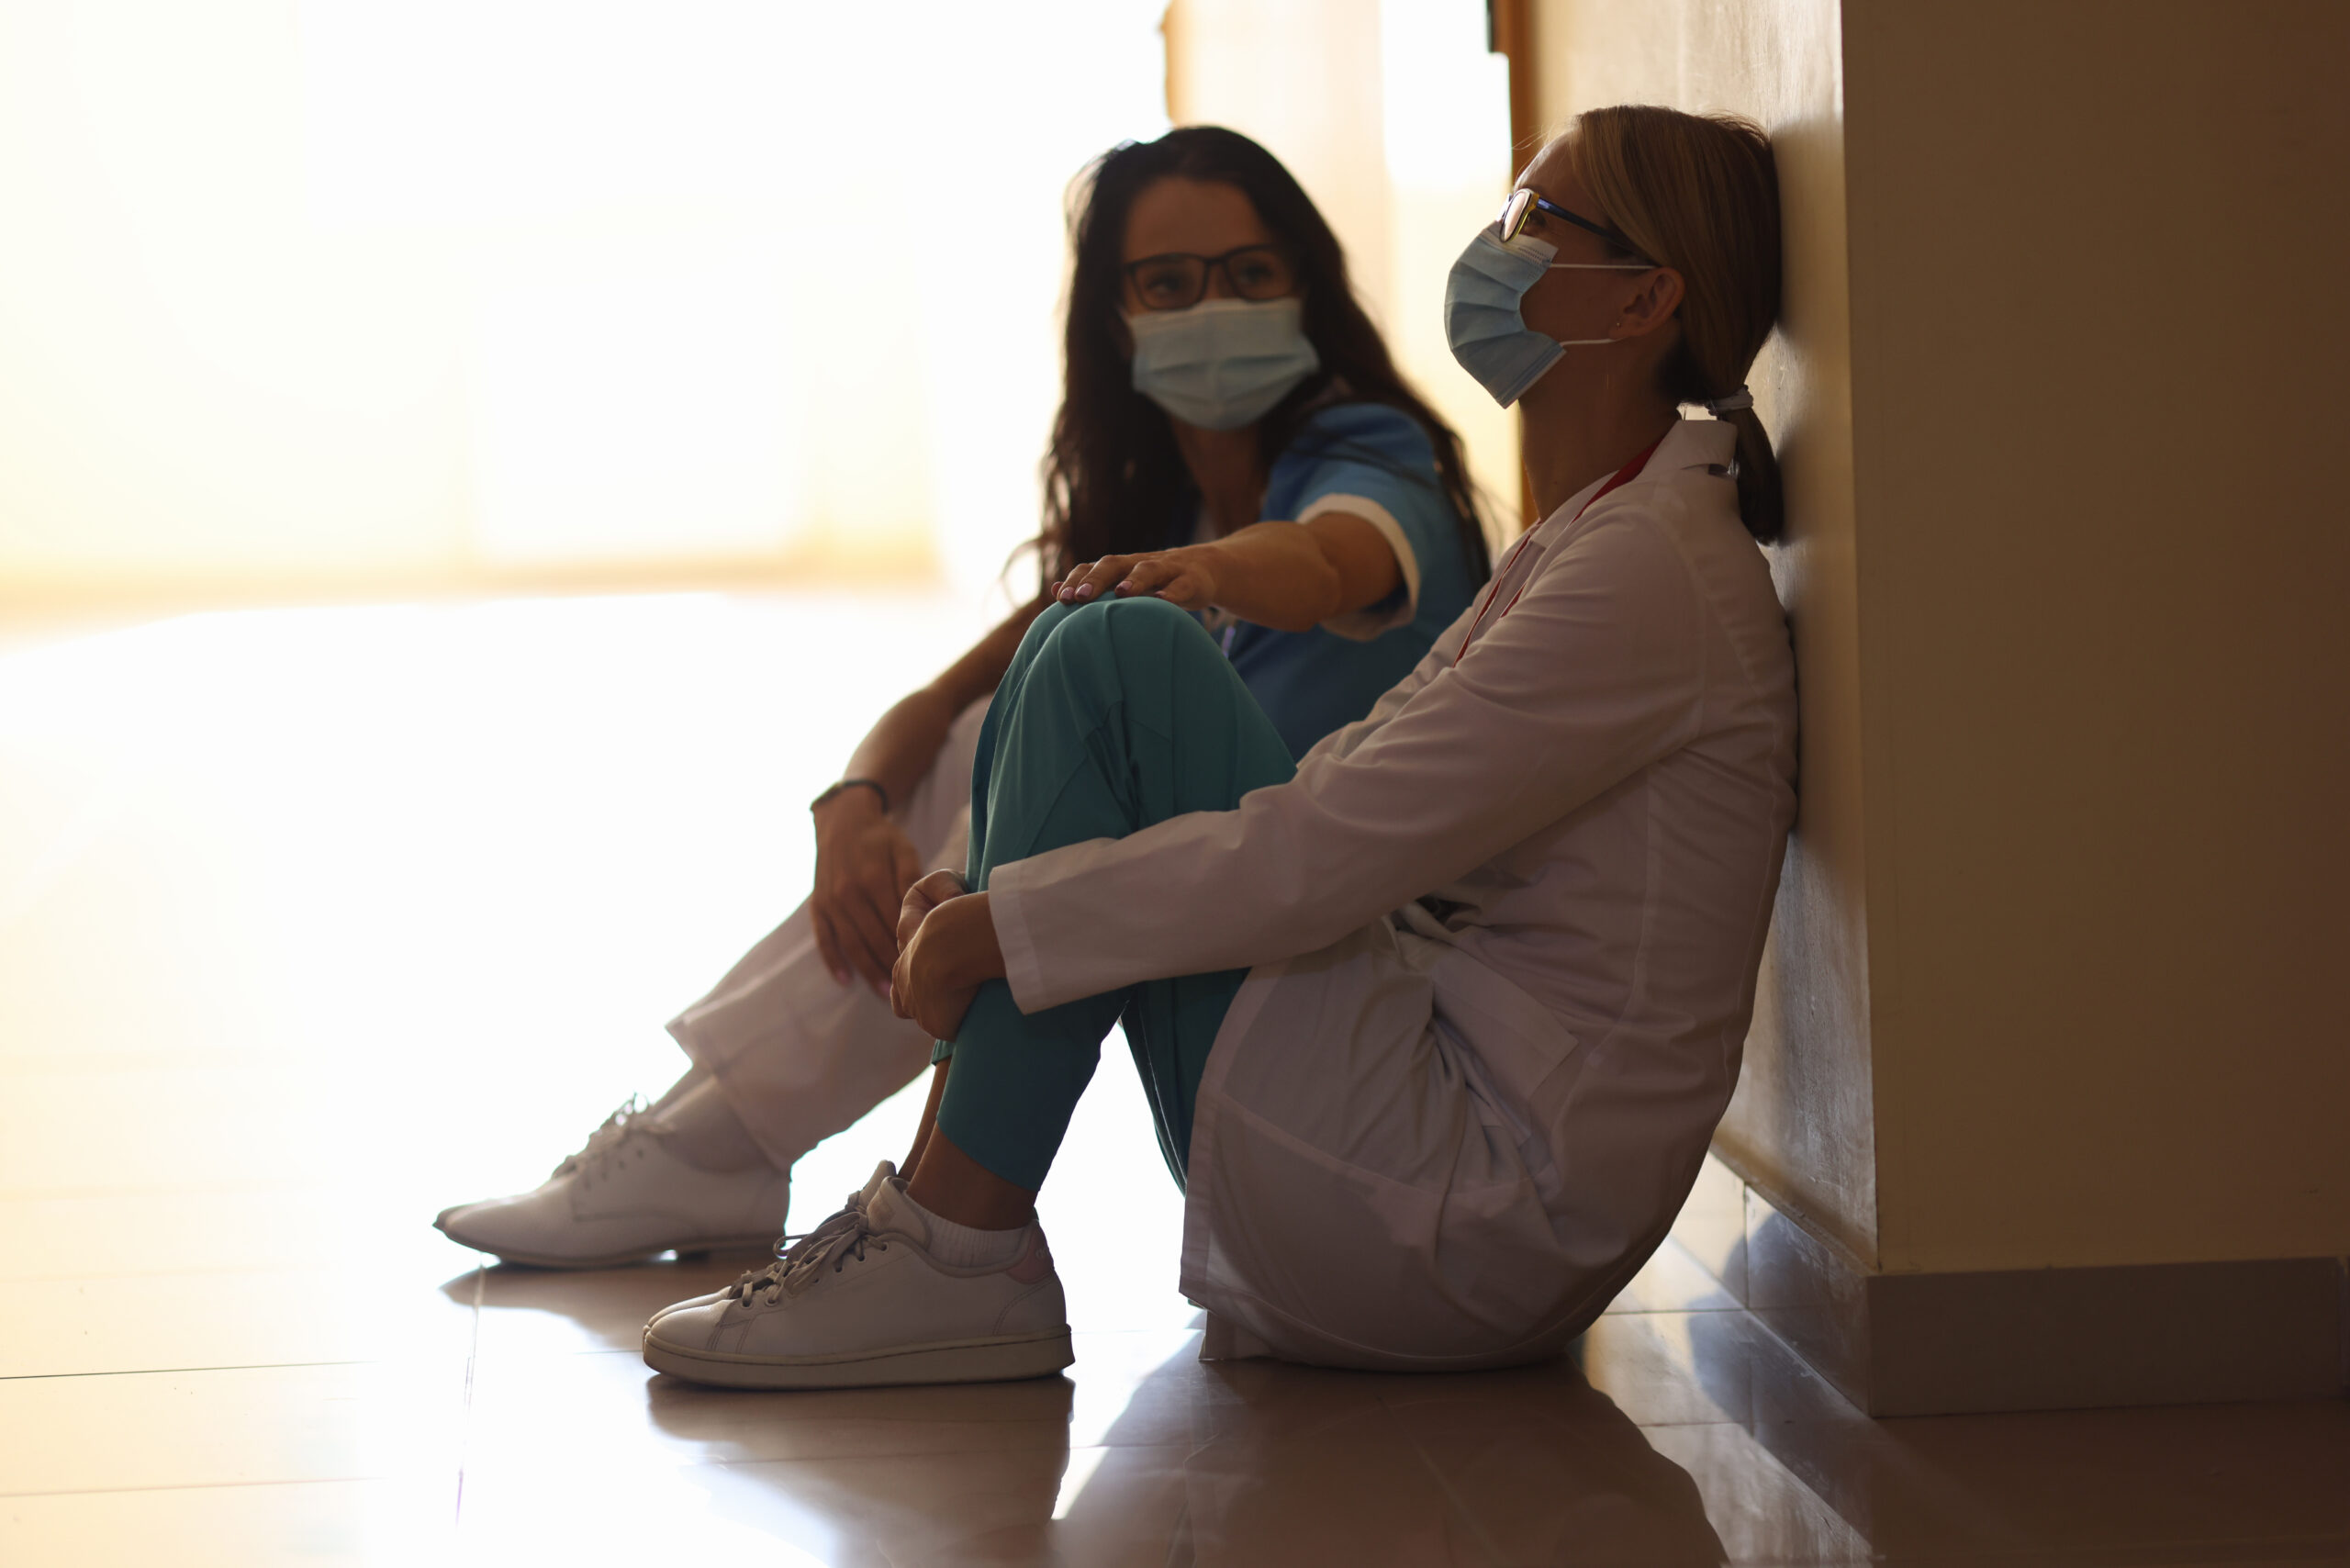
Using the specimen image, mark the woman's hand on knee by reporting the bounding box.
[890,875,1002,1041]
[811,796,925,993]
[1054,548,1219,613]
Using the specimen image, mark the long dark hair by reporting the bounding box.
[1031,126,1489,589]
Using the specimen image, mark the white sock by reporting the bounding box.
[899,1189,1026,1268]
[652,1075,775,1174]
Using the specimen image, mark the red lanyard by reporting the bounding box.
[1456,437,1662,662]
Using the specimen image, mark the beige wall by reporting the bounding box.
[1841,1,2350,1271]
[1529,0,2350,1274]
[1528,0,1877,1262]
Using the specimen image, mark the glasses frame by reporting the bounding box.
[1496,188,1649,262]
[1121,245,1297,312]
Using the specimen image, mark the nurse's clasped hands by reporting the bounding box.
[890,868,1002,1042]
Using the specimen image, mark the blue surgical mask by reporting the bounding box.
[1127,297,1320,431]
[1444,229,1650,407]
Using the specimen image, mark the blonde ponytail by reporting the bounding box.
[1567,106,1785,543]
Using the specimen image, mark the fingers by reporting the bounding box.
[1056,553,1214,610]
[891,838,925,900]
[916,983,978,1043]
[843,889,898,993]
[895,869,966,944]
[1112,556,1174,597]
[912,868,969,908]
[1153,571,1210,610]
[1055,556,1134,604]
[1116,558,1210,609]
[812,905,853,988]
[892,955,972,1037]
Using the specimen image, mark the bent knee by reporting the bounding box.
[1040,594,1217,674]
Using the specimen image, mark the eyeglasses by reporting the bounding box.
[1496,188,1648,261]
[1123,246,1297,311]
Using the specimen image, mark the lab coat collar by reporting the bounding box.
[1530,418,1739,540]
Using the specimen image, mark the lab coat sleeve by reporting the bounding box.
[989,505,1709,1013]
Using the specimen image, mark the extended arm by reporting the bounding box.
[1053,511,1402,633]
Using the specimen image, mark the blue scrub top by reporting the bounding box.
[1179,402,1483,760]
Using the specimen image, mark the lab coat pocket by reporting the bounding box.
[1427,945,1583,1191]
[1426,946,1581,1107]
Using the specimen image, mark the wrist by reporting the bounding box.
[1195,542,1240,601]
[811,778,889,821]
[944,893,1003,987]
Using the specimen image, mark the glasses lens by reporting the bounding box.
[1226,247,1294,300]
[1130,255,1205,310]
[1498,189,1534,241]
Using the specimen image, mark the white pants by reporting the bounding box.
[665,700,990,1169]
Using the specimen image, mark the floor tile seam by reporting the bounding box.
[1595,1301,1747,1315]
[2048,1530,2350,1560]
[0,1055,330,1078]
[0,1179,441,1201]
[1621,1411,1787,1430]
[0,1468,463,1503]
[536,1439,1204,1478]
[466,1443,1107,1469]
[0,1260,478,1286]
[0,1356,465,1383]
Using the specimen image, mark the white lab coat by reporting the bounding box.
[989,419,1797,1371]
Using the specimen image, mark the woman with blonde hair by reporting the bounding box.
[642,105,1797,1387]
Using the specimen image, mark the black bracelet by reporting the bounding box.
[810,778,890,814]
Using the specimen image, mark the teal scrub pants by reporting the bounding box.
[931,598,1298,1193]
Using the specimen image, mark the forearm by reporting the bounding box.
[1197,516,1399,633]
[839,689,964,812]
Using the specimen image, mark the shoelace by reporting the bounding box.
[547,1095,651,1182]
[724,1193,890,1306]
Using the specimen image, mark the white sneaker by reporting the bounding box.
[434,1098,789,1269]
[641,1161,1072,1389]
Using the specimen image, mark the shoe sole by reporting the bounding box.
[437,1229,778,1271]
[641,1326,1075,1389]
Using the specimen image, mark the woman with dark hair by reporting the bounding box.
[640,105,1796,1389]
[433,127,1487,1268]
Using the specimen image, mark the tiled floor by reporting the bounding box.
[4,593,2346,1565]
